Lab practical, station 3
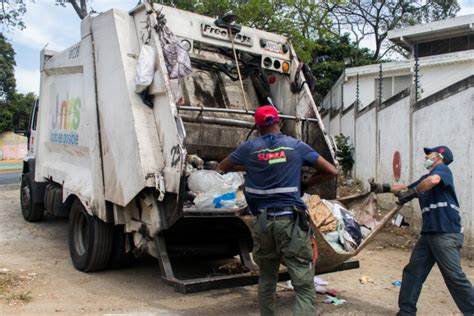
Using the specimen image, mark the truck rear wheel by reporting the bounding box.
[68,200,113,272]
[20,173,44,222]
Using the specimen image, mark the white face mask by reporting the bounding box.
[423,158,435,170]
[424,153,441,170]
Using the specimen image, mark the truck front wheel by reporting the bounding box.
[20,173,44,222]
[69,200,113,272]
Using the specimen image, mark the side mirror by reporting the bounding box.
[14,128,29,137]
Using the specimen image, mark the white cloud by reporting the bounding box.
[15,67,40,94]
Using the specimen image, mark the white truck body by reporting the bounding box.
[24,3,339,292]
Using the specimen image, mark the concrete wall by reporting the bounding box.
[354,107,377,185]
[0,132,27,161]
[322,76,474,255]
[357,76,376,109]
[322,113,330,135]
[340,106,355,141]
[329,113,341,138]
[412,87,473,254]
[323,50,474,111]
[419,50,474,98]
[377,96,411,184]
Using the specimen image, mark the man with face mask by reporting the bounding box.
[217,105,338,316]
[371,146,474,315]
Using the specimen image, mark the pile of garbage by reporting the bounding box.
[186,154,247,209]
[304,194,371,253]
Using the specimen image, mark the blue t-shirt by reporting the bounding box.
[230,132,319,215]
[409,164,462,234]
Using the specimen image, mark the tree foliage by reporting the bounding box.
[0,0,28,30]
[311,34,373,101]
[327,0,460,60]
[334,133,355,176]
[0,32,15,102]
[0,33,34,133]
[0,91,35,133]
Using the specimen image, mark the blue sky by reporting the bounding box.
[7,0,474,95]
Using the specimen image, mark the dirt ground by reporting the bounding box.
[1,184,473,315]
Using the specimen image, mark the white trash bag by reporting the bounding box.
[188,170,229,193]
[135,44,156,93]
[188,170,245,209]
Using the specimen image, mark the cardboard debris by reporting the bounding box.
[307,195,337,233]
[359,275,374,284]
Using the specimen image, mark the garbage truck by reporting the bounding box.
[20,3,395,293]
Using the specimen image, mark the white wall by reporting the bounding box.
[419,60,474,99]
[377,97,411,184]
[340,107,355,141]
[412,88,473,246]
[357,76,377,110]
[322,114,330,135]
[354,108,376,187]
[343,78,357,110]
[344,83,473,254]
[329,114,341,137]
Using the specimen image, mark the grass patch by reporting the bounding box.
[0,274,18,296]
[5,291,32,304]
[0,272,33,305]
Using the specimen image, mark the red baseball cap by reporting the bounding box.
[254,105,280,127]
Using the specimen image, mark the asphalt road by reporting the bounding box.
[0,172,21,185]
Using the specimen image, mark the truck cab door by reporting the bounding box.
[26,99,39,159]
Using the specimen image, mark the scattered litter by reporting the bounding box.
[285,277,332,294]
[306,195,337,233]
[217,262,249,275]
[313,277,329,286]
[392,280,402,286]
[360,226,371,238]
[315,285,327,294]
[0,268,10,274]
[392,213,404,227]
[325,289,337,297]
[359,275,374,284]
[324,295,346,305]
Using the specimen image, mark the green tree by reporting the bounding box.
[0,0,28,29]
[0,32,15,102]
[0,92,35,133]
[334,133,354,176]
[1,0,92,27]
[311,34,373,101]
[0,33,34,133]
[327,0,460,60]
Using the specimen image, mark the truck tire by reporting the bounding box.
[108,225,135,269]
[20,173,44,222]
[68,199,113,272]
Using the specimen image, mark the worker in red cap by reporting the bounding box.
[370,146,474,315]
[217,105,338,316]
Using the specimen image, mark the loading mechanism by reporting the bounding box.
[154,209,359,294]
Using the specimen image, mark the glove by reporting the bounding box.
[369,178,391,193]
[396,188,419,205]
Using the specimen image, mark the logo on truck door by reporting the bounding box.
[50,96,81,145]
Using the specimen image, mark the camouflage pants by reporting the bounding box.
[253,215,315,316]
